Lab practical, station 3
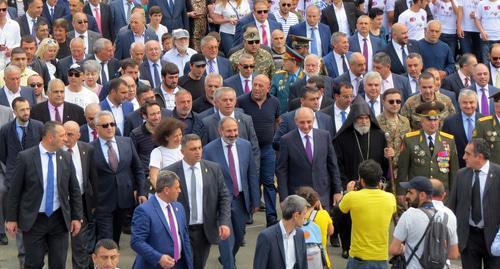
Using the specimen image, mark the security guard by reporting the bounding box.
[270,47,304,114]
[397,101,459,197]
[230,27,275,78]
[472,91,500,164]
[288,35,311,59]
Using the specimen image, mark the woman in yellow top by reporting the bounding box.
[297,186,334,268]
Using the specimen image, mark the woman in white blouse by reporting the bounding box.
[210,0,251,56]
[149,117,186,189]
[34,38,59,80]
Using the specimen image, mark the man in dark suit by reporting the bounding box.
[139,40,164,89]
[91,110,146,245]
[166,134,231,269]
[223,53,255,97]
[370,52,412,102]
[42,0,66,29]
[233,0,282,47]
[288,77,334,119]
[16,0,48,37]
[5,121,83,269]
[56,37,87,85]
[85,38,120,85]
[31,79,86,125]
[277,107,342,210]
[109,0,139,39]
[287,5,330,57]
[442,53,477,97]
[333,52,366,95]
[148,0,188,33]
[443,90,481,168]
[131,170,194,269]
[63,121,97,269]
[253,195,308,269]
[323,32,352,79]
[289,54,335,102]
[0,104,13,245]
[114,13,158,60]
[183,35,233,79]
[0,65,36,107]
[348,15,385,71]
[68,12,102,55]
[320,0,358,35]
[100,78,135,135]
[83,0,113,40]
[383,23,420,75]
[469,63,500,117]
[320,82,354,137]
[203,117,260,269]
[449,138,500,268]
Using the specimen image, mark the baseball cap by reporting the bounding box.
[399,176,433,195]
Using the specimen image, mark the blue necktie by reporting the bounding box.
[100,62,108,85]
[153,63,161,88]
[310,27,318,55]
[340,111,347,124]
[467,118,473,141]
[45,152,55,217]
[31,19,36,36]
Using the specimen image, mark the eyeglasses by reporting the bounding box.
[68,72,81,77]
[195,64,206,68]
[241,64,255,69]
[98,122,116,128]
[281,3,292,7]
[492,57,500,61]
[0,8,7,12]
[255,9,269,14]
[76,20,88,24]
[246,40,260,45]
[46,39,57,45]
[387,99,402,105]
[29,83,43,88]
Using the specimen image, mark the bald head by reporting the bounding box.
[430,179,445,200]
[392,23,409,45]
[349,52,366,77]
[63,120,81,148]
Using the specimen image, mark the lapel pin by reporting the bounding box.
[205,168,208,173]
[59,155,62,160]
[82,151,85,155]
[175,207,178,212]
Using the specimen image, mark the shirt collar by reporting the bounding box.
[218,110,235,120]
[334,103,349,115]
[182,159,200,170]
[16,120,28,128]
[63,142,79,152]
[298,128,312,138]
[39,143,55,155]
[478,160,490,174]
[461,111,476,120]
[99,136,116,146]
[106,97,121,108]
[279,220,297,237]
[155,193,170,209]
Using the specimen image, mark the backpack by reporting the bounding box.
[418,208,450,269]
[301,210,327,269]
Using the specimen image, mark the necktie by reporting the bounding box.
[289,73,297,83]
[261,23,268,47]
[208,60,215,73]
[168,0,174,11]
[100,62,108,85]
[480,88,489,116]
[126,2,133,21]
[166,204,180,261]
[50,7,54,19]
[106,140,119,172]
[305,135,313,164]
[369,99,376,115]
[91,130,98,140]
[310,27,318,55]
[471,170,482,224]
[55,106,62,123]
[68,148,73,154]
[467,118,473,141]
[362,38,369,71]
[496,71,500,88]
[464,77,470,88]
[244,79,250,94]
[153,63,161,88]
[401,44,407,69]
[341,54,349,74]
[428,135,434,156]
[20,126,26,149]
[340,111,347,124]
[412,78,418,93]
[95,7,102,34]
[45,152,55,217]
[189,166,197,222]
[227,144,239,196]
[31,19,36,36]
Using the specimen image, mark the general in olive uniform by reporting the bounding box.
[270,48,304,114]
[229,28,275,78]
[472,91,500,164]
[401,91,456,130]
[397,101,459,195]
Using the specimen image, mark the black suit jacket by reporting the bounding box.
[253,223,307,269]
[383,39,421,75]
[288,95,334,112]
[30,57,51,90]
[442,112,481,168]
[223,73,246,97]
[289,75,335,102]
[30,101,86,125]
[6,146,83,231]
[75,141,97,220]
[56,55,78,85]
[442,71,469,98]
[42,3,66,28]
[449,162,500,255]
[84,55,120,84]
[320,3,359,35]
[393,0,434,23]
[17,15,48,37]
[83,3,113,40]
[165,159,231,244]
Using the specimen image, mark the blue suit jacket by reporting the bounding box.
[233,16,282,46]
[114,29,158,60]
[7,7,17,19]
[202,138,260,215]
[348,33,385,56]
[131,196,193,269]
[286,22,331,57]
[99,99,135,119]
[223,74,246,97]
[323,51,353,78]
[42,2,68,28]
[468,84,500,116]
[147,0,188,32]
[442,112,482,168]
[110,0,140,38]
[0,87,36,107]
[183,56,233,79]
[273,110,333,150]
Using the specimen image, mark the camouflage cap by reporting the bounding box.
[415,101,445,120]
[289,35,311,49]
[244,28,260,41]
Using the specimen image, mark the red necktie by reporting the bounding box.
[95,7,102,34]
[227,144,239,197]
[261,23,268,47]
[91,129,98,140]
[244,79,250,94]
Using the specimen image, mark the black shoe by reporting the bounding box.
[246,215,254,225]
[341,250,349,259]
[0,233,7,245]
[259,201,266,212]
[241,238,246,247]
[330,236,340,248]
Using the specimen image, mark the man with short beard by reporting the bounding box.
[333,99,390,258]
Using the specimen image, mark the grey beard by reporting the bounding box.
[304,70,320,77]
[354,124,370,135]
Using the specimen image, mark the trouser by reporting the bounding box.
[259,145,277,226]
[219,32,234,58]
[332,206,351,252]
[0,175,6,235]
[23,209,68,269]
[71,213,95,269]
[440,33,458,59]
[218,195,248,269]
[95,207,129,247]
[461,226,500,269]
[188,224,212,269]
[460,31,482,61]
[3,183,26,268]
[346,257,388,269]
[481,40,500,65]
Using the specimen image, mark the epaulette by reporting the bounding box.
[405,130,420,138]
[440,131,454,139]
[479,116,493,122]
[274,70,287,74]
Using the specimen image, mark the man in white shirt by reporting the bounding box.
[363,71,383,117]
[161,29,197,77]
[397,0,428,40]
[154,62,181,110]
[64,64,100,109]
[273,0,298,37]
[0,0,21,66]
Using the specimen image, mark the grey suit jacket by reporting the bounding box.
[68,30,102,55]
[0,105,13,126]
[165,159,231,244]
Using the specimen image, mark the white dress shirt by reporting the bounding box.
[334,103,350,132]
[26,13,36,35]
[298,128,314,156]
[64,143,84,194]
[349,71,362,94]
[490,63,500,87]
[75,31,90,54]
[182,160,204,225]
[306,23,322,56]
[38,144,60,213]
[106,97,125,134]
[206,57,219,74]
[333,3,350,34]
[161,85,179,111]
[425,132,436,148]
[99,137,120,164]
[279,220,297,269]
[239,73,253,93]
[408,74,418,94]
[155,193,182,251]
[469,160,489,228]
[90,3,100,18]
[95,56,109,83]
[3,87,21,107]
[222,139,242,192]
[458,69,470,87]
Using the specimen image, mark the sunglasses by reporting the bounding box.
[281,3,292,7]
[387,99,402,105]
[68,72,81,77]
[256,9,269,14]
[195,64,206,68]
[76,20,88,24]
[29,83,43,88]
[0,8,7,12]
[246,40,260,45]
[492,57,500,61]
[241,64,255,69]
[98,122,116,128]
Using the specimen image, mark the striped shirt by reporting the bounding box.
[273,11,299,38]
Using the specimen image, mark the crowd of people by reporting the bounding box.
[1,0,500,268]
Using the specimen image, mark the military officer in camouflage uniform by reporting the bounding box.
[473,91,500,164]
[230,27,275,78]
[401,72,456,130]
[397,101,459,200]
[270,48,304,114]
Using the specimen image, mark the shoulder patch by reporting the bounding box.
[405,130,420,138]
[440,131,454,139]
[479,116,493,122]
